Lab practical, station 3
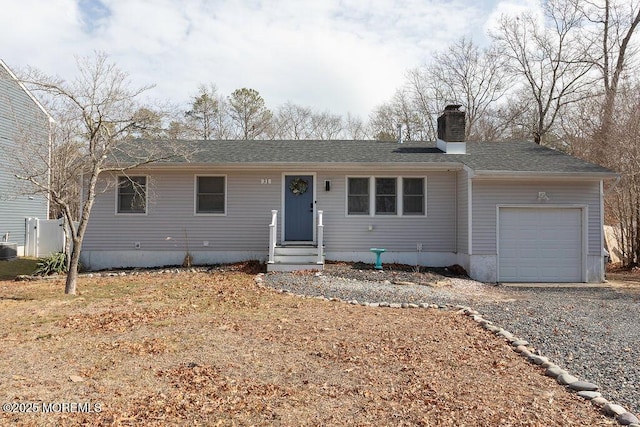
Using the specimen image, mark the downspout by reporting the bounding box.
[454,171,457,255]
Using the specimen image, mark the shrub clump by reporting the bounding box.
[34,252,67,276]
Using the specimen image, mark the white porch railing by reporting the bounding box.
[268,209,277,264]
[317,210,324,264]
[267,209,324,265]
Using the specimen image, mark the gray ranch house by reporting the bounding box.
[82,107,616,283]
[0,59,52,256]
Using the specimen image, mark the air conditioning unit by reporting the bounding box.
[0,243,18,260]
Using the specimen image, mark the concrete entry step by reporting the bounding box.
[268,244,324,272]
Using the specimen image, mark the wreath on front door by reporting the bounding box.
[289,178,308,196]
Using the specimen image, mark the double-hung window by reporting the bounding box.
[347,177,369,215]
[117,176,147,214]
[402,178,425,215]
[196,176,225,214]
[375,178,397,215]
[347,176,426,216]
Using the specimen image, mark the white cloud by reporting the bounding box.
[2,0,84,74]
[0,0,541,119]
[484,0,543,34]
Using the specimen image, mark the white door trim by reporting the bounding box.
[496,204,588,283]
[281,172,317,244]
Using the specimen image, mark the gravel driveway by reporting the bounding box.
[471,285,640,417]
[263,265,640,416]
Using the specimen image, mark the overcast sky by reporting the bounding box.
[1,0,539,118]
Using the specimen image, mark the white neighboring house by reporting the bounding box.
[0,59,53,257]
[82,106,618,283]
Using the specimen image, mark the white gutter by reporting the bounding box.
[115,162,466,172]
[470,170,619,180]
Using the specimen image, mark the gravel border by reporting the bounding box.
[261,267,640,426]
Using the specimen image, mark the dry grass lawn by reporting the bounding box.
[0,267,615,426]
[0,258,38,280]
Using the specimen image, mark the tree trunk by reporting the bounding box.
[64,239,82,295]
[63,216,73,271]
[635,187,640,266]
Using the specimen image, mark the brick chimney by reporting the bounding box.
[436,104,466,154]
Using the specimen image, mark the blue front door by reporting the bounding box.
[285,175,314,241]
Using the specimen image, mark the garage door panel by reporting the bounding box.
[499,208,582,282]
[520,248,540,258]
[520,267,540,278]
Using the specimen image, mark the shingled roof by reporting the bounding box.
[463,141,614,175]
[121,139,615,177]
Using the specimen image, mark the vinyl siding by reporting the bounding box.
[471,180,602,255]
[317,171,455,252]
[84,169,457,253]
[0,64,50,246]
[84,170,281,251]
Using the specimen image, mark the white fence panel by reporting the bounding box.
[25,218,65,257]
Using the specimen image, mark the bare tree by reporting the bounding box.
[165,119,192,140]
[17,52,183,294]
[309,111,343,140]
[186,85,217,139]
[130,107,166,139]
[427,38,512,140]
[604,81,640,265]
[344,113,367,140]
[369,102,399,141]
[391,88,427,141]
[577,0,640,159]
[228,88,272,139]
[273,101,313,139]
[368,88,429,142]
[469,103,528,142]
[48,113,82,222]
[404,68,444,141]
[185,84,232,140]
[491,0,597,144]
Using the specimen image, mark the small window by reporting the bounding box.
[375,178,397,215]
[403,178,425,215]
[117,176,147,214]
[347,178,369,215]
[196,176,225,214]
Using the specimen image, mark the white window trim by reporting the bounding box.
[115,175,149,216]
[345,176,428,217]
[401,177,427,217]
[194,175,227,216]
[374,176,399,216]
[345,176,371,216]
[398,177,404,216]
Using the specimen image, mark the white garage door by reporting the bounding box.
[498,208,583,282]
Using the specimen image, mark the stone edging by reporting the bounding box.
[254,273,640,427]
[15,267,218,281]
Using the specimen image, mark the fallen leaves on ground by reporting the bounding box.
[0,270,615,426]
